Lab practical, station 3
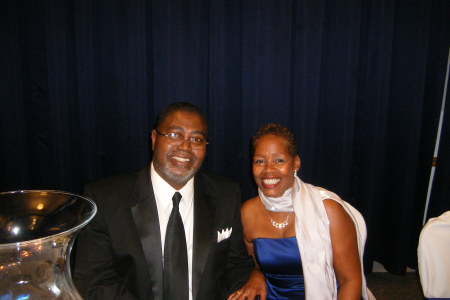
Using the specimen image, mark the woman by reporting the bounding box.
[230,123,374,300]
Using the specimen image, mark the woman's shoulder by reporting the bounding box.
[322,199,348,217]
[242,196,259,210]
[240,196,262,240]
[241,196,262,220]
[323,199,356,233]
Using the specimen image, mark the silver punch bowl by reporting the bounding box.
[0,190,97,299]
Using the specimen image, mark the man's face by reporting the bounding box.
[151,111,207,190]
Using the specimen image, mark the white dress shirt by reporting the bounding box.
[151,162,194,300]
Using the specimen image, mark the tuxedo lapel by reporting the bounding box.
[131,167,163,300]
[192,175,215,299]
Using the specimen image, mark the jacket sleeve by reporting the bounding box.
[73,184,138,300]
[221,183,255,297]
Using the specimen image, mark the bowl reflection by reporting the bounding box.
[0,190,96,299]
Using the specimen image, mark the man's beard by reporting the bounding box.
[153,151,200,185]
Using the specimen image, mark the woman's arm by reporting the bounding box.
[324,199,362,300]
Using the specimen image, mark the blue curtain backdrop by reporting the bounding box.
[1,0,449,275]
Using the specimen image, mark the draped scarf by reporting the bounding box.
[291,177,375,300]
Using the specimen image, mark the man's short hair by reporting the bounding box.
[154,102,207,131]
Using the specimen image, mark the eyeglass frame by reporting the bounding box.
[154,128,209,149]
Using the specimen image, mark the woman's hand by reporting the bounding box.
[227,269,266,300]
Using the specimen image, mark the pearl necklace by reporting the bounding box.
[264,209,290,229]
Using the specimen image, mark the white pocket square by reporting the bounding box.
[217,227,232,243]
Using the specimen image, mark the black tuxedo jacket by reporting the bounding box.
[74,166,254,300]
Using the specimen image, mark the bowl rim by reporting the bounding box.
[0,189,97,248]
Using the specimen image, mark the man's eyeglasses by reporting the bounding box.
[155,129,208,149]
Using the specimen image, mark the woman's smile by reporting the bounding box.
[253,134,300,198]
[262,177,281,187]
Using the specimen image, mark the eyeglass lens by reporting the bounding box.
[157,130,207,149]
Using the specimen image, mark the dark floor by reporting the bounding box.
[366,271,424,300]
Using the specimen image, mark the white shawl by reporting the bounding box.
[292,177,375,300]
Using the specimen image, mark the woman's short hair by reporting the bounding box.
[251,123,297,157]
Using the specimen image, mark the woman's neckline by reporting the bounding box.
[253,236,296,242]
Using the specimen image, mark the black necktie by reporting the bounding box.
[163,192,189,300]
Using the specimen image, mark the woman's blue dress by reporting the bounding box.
[253,237,305,299]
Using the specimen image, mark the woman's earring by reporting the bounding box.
[294,170,297,177]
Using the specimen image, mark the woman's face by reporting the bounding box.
[253,134,301,198]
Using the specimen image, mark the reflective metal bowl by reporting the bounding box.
[0,190,97,299]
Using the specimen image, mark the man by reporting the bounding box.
[74,102,264,299]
